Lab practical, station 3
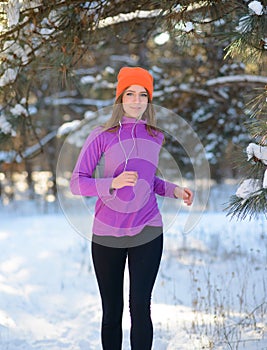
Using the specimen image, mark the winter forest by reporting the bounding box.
[0,1,267,350]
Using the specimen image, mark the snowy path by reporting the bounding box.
[0,209,266,349]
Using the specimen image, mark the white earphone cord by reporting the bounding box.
[118,120,138,171]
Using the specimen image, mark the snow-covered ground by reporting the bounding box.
[0,199,266,350]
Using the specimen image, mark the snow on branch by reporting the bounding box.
[19,131,57,160]
[98,9,164,28]
[248,1,264,16]
[43,97,114,108]
[206,75,267,86]
[0,68,18,87]
[247,143,267,165]
[178,84,210,97]
[0,130,58,164]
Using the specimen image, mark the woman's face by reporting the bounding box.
[122,85,148,119]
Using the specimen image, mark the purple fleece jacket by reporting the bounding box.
[70,116,177,237]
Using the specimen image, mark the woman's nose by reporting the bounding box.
[134,94,141,103]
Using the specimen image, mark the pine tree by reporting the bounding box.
[226,85,267,220]
[221,1,267,220]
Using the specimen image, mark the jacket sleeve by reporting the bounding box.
[154,176,177,198]
[70,128,115,199]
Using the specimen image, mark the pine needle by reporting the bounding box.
[225,189,267,221]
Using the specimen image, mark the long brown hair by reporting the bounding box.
[102,89,159,137]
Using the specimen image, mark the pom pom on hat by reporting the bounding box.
[115,67,154,100]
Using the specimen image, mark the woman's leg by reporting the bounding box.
[92,241,127,350]
[127,233,163,350]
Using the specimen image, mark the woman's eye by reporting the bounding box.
[125,92,147,98]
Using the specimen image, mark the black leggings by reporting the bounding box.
[91,233,163,350]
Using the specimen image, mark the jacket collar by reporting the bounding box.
[121,116,147,125]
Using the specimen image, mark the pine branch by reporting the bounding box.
[226,189,267,221]
[224,7,267,63]
[247,119,267,144]
[246,87,267,116]
[241,87,267,147]
[239,157,266,180]
[225,149,267,220]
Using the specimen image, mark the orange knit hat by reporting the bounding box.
[115,67,154,100]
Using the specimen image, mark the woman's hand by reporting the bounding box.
[174,186,193,206]
[111,171,138,190]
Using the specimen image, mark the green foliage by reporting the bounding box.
[245,87,267,143]
[225,9,267,63]
[226,189,267,220]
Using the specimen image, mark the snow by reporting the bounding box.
[0,198,266,350]
[0,68,18,87]
[154,32,170,46]
[236,15,252,33]
[175,21,195,33]
[192,108,213,122]
[2,40,32,66]
[245,143,267,191]
[173,4,182,12]
[98,9,164,28]
[0,115,16,136]
[104,66,115,75]
[10,104,28,117]
[246,143,267,165]
[43,97,113,109]
[263,170,267,188]
[48,10,62,27]
[21,0,42,11]
[182,22,194,33]
[248,1,264,15]
[6,0,21,27]
[84,111,95,120]
[57,120,81,137]
[0,150,16,163]
[206,75,267,86]
[236,178,262,198]
[38,28,56,38]
[80,76,96,85]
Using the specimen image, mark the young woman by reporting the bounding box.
[70,67,193,350]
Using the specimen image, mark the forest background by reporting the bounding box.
[0,0,266,212]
